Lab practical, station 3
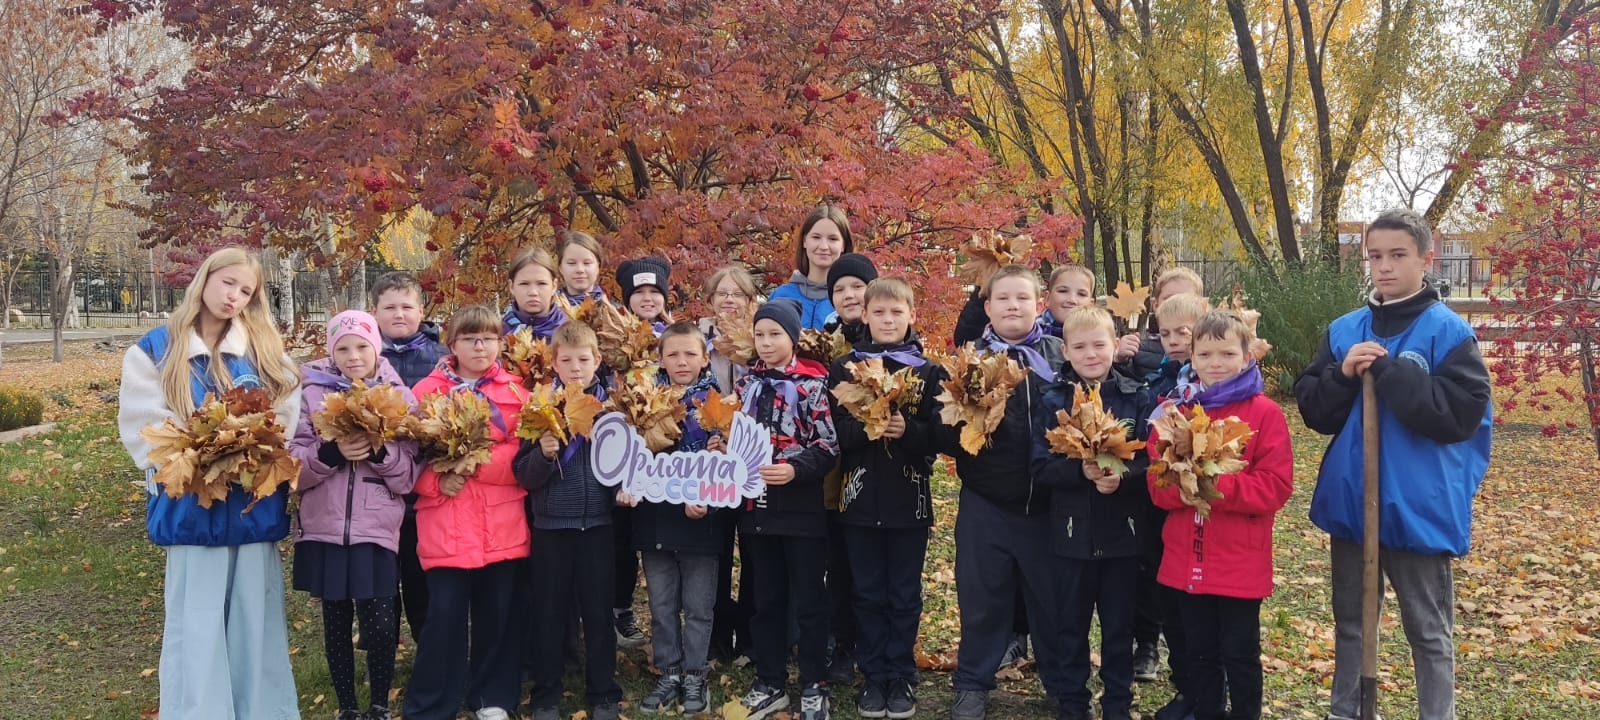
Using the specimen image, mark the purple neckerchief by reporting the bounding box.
[561,287,607,307]
[385,331,435,354]
[439,361,509,435]
[740,363,801,418]
[659,368,718,448]
[1036,311,1063,339]
[503,305,566,338]
[650,319,668,336]
[850,344,927,368]
[1151,361,1265,420]
[302,367,355,391]
[982,325,1055,379]
[554,379,608,463]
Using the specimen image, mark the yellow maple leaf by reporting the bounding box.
[1104,281,1151,323]
[694,388,740,438]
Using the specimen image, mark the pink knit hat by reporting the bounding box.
[327,310,383,351]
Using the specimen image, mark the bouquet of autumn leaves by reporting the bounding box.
[569,297,660,383]
[311,378,412,449]
[1043,385,1147,474]
[934,346,1028,454]
[501,327,555,388]
[831,358,925,441]
[516,382,605,448]
[139,386,301,512]
[400,391,499,478]
[1148,404,1255,518]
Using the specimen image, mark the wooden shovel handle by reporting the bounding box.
[1361,373,1381,720]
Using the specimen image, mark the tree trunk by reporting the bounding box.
[1582,330,1600,459]
[1225,0,1300,264]
[49,254,72,363]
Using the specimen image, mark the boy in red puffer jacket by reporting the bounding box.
[1147,310,1293,720]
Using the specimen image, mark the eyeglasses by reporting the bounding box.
[454,337,500,348]
[715,291,749,301]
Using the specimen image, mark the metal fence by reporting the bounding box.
[4,266,399,325]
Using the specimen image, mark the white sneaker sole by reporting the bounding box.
[745,694,790,720]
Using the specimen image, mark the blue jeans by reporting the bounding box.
[843,525,929,684]
[642,550,719,674]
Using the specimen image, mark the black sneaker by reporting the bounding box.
[1100,705,1134,720]
[362,706,392,720]
[1133,641,1160,682]
[799,683,830,720]
[856,681,887,718]
[592,703,621,720]
[337,711,362,720]
[614,608,646,648]
[640,673,682,714]
[681,672,710,714]
[950,689,988,720]
[999,633,1029,668]
[1056,706,1091,720]
[741,680,789,720]
[1153,694,1198,720]
[885,678,916,720]
[827,645,857,685]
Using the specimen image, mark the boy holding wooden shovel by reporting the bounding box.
[1294,208,1493,720]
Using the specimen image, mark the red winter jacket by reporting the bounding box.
[412,361,530,571]
[1147,394,1293,600]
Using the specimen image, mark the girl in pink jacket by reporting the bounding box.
[290,311,419,720]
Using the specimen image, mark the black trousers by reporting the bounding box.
[1054,555,1139,713]
[402,560,522,720]
[844,525,928,684]
[746,533,830,688]
[1135,506,1168,648]
[397,506,429,641]
[529,527,622,709]
[1178,593,1263,720]
[826,512,856,652]
[951,490,1069,699]
[710,521,745,656]
[612,507,640,611]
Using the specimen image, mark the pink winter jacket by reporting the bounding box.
[290,357,419,553]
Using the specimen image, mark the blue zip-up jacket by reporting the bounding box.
[1295,288,1493,556]
[118,324,302,547]
[768,271,835,330]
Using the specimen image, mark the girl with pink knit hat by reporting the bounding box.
[289,310,420,720]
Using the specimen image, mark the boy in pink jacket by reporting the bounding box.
[291,310,420,720]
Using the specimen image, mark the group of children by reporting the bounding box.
[117,206,1488,720]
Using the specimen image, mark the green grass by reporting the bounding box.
[1,406,1595,719]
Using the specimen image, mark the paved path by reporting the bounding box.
[0,327,150,344]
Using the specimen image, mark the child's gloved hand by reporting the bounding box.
[539,433,560,459]
[337,435,372,462]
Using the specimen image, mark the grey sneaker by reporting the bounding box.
[474,708,512,720]
[529,706,560,720]
[592,703,621,720]
[885,678,916,720]
[614,608,647,648]
[999,633,1029,667]
[640,673,682,714]
[799,683,830,720]
[681,672,710,714]
[741,680,789,720]
[951,689,989,720]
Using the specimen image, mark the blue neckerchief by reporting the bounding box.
[1036,311,1063,339]
[1152,361,1265,419]
[981,324,1055,378]
[659,368,718,448]
[439,360,509,434]
[850,343,927,368]
[385,331,435,353]
[503,304,565,338]
[740,365,800,417]
[561,287,607,307]
[554,378,608,463]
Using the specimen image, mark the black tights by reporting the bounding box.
[324,596,398,713]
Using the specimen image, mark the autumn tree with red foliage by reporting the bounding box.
[1474,15,1600,457]
[104,0,1078,340]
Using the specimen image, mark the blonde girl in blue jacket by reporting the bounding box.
[118,247,302,720]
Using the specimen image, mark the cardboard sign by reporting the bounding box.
[589,411,772,508]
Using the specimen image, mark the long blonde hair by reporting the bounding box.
[160,247,299,416]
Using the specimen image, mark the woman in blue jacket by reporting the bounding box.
[768,205,854,330]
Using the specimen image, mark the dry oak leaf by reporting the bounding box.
[1148,404,1253,518]
[140,386,301,512]
[958,230,1034,288]
[694,388,740,438]
[1044,384,1146,474]
[311,379,412,448]
[797,328,848,365]
[403,390,497,477]
[934,346,1028,455]
[1225,284,1274,361]
[832,358,925,440]
[1104,281,1151,323]
[608,379,689,452]
[712,308,757,366]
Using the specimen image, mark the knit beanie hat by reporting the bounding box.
[327,310,383,351]
[826,252,878,298]
[617,257,672,306]
[753,298,803,345]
